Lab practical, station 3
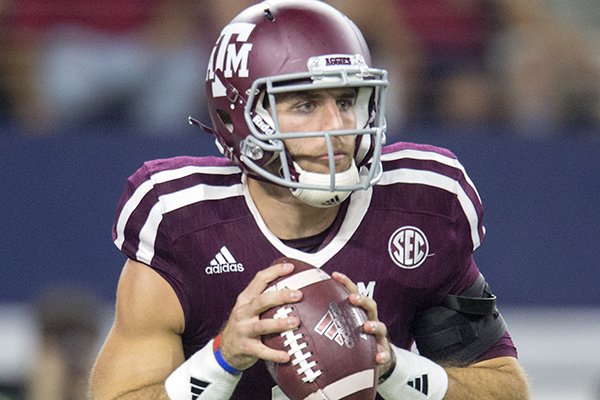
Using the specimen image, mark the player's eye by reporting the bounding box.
[337,94,356,112]
[337,99,352,111]
[294,101,316,113]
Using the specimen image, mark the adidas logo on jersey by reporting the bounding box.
[205,246,245,274]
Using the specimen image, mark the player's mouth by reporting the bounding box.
[303,152,353,173]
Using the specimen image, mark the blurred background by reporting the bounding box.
[0,0,599,399]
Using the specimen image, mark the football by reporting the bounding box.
[261,257,378,400]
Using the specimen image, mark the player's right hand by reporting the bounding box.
[217,262,303,371]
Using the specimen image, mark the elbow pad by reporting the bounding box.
[410,273,507,365]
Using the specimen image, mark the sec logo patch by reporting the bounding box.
[388,226,429,269]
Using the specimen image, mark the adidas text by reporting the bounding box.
[205,263,245,274]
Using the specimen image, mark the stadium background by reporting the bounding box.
[1,1,599,399]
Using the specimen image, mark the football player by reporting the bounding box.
[90,1,530,399]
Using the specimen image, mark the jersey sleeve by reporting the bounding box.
[476,332,518,362]
[446,153,486,259]
[111,162,173,269]
[440,150,487,292]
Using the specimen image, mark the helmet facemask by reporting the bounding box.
[240,54,388,207]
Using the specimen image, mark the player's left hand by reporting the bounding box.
[331,271,394,379]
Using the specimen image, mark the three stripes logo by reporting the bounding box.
[320,195,341,207]
[190,377,209,399]
[313,303,355,348]
[407,374,429,396]
[205,246,245,274]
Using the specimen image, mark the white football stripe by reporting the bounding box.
[379,168,482,250]
[303,369,375,400]
[266,269,331,292]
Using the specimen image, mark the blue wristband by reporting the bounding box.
[214,345,242,375]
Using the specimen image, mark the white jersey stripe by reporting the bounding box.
[135,202,164,265]
[114,164,240,250]
[161,183,242,214]
[382,148,481,202]
[133,184,243,264]
[114,180,154,250]
[379,168,482,250]
[382,148,456,165]
[152,165,240,184]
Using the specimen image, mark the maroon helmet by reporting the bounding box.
[192,0,388,207]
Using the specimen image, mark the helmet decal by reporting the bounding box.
[206,22,256,98]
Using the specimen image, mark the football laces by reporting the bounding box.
[274,306,323,383]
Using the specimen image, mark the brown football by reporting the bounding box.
[261,257,378,400]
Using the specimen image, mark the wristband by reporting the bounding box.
[213,335,242,375]
[377,344,448,400]
[165,338,242,400]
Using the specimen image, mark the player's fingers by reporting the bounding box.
[364,321,393,367]
[332,272,379,320]
[253,343,292,364]
[238,263,295,304]
[348,292,379,321]
[249,314,300,337]
[375,348,393,366]
[331,271,359,294]
[220,336,290,370]
[252,287,303,316]
[228,289,301,330]
[364,320,388,339]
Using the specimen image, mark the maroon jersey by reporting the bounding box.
[113,141,516,399]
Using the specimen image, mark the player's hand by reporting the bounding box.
[218,262,303,371]
[332,271,394,378]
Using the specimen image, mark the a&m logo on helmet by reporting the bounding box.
[388,226,429,269]
[206,22,256,97]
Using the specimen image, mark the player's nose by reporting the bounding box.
[320,99,345,131]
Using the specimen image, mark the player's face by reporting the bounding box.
[274,88,357,174]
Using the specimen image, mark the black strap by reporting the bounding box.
[411,273,507,364]
[442,274,497,315]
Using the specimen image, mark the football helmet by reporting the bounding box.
[192,0,388,207]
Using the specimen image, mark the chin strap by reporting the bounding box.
[289,160,359,208]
